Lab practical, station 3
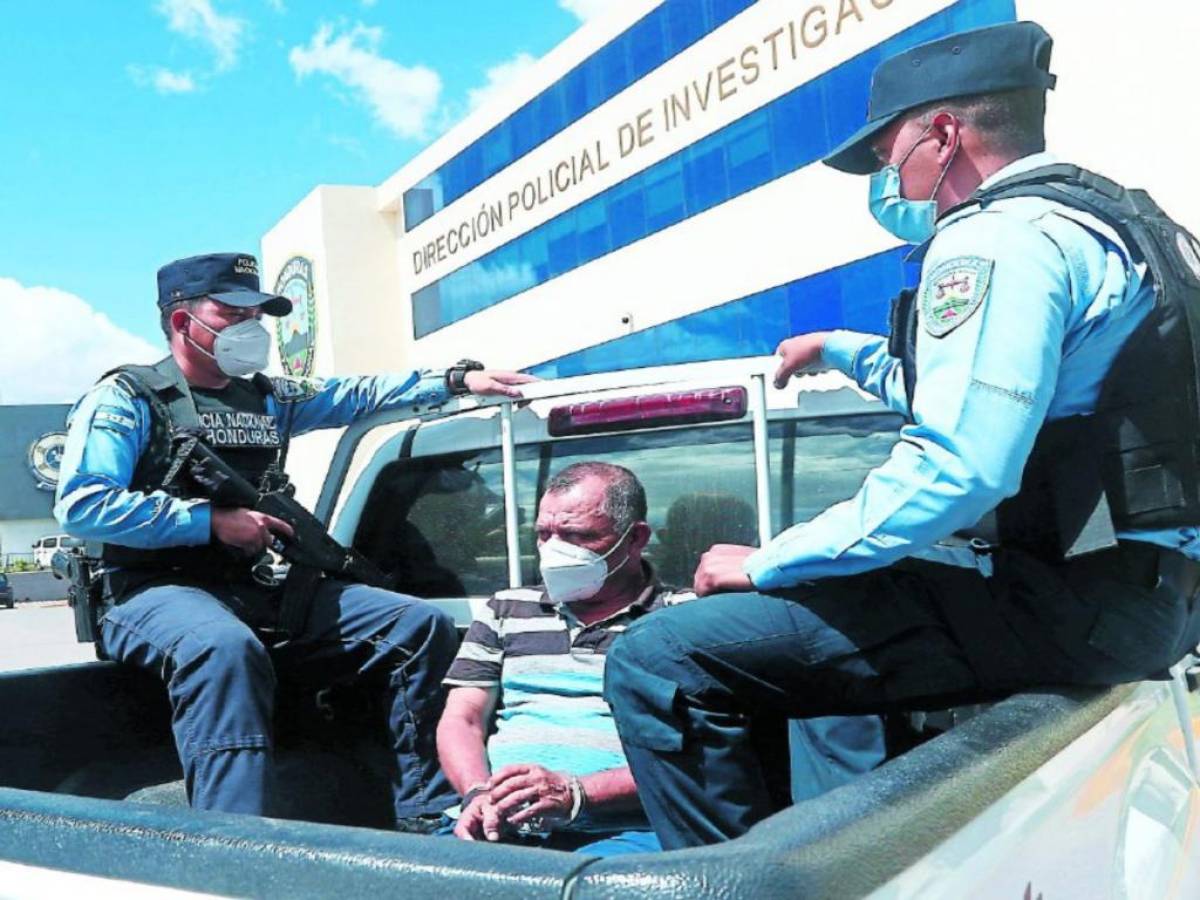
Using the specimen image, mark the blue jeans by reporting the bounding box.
[436,821,661,857]
[574,829,662,856]
[788,716,886,804]
[604,548,1189,848]
[98,578,459,820]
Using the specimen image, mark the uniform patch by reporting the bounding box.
[270,376,325,402]
[93,407,136,433]
[921,256,994,338]
[197,410,282,448]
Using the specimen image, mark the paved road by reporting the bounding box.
[0,603,97,673]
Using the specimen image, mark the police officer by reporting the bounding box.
[603,21,1200,849]
[55,252,533,829]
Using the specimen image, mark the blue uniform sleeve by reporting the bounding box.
[271,370,450,437]
[746,212,1074,589]
[54,380,211,548]
[821,330,910,417]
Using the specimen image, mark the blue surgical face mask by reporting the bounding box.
[868,124,958,244]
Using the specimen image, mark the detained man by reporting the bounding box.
[436,462,681,856]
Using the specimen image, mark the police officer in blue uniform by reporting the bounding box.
[56,252,533,828]
[604,21,1200,849]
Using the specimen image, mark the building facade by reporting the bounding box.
[261,0,1200,381]
[0,405,71,562]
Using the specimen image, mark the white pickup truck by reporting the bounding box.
[2,358,1198,898]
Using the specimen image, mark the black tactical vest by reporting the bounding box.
[100,356,287,584]
[889,164,1200,560]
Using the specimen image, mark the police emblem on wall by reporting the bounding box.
[274,256,317,377]
[27,432,67,492]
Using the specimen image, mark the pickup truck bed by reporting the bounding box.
[0,659,1140,897]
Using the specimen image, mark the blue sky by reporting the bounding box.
[0,0,607,402]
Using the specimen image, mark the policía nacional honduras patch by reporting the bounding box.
[921,256,994,338]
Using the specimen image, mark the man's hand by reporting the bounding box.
[453,793,504,842]
[463,370,538,399]
[693,544,757,596]
[211,507,294,555]
[773,332,831,389]
[487,764,573,831]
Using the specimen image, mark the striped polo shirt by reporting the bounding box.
[444,569,684,777]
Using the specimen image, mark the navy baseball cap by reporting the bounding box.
[823,21,1056,175]
[157,252,292,316]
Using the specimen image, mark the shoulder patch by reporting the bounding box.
[270,376,325,402]
[920,256,994,338]
[93,405,136,434]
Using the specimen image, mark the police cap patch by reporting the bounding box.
[921,256,994,338]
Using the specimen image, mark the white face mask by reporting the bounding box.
[539,523,634,605]
[186,315,271,377]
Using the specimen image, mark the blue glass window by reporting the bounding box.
[403,0,759,231]
[411,0,1016,338]
[606,179,647,249]
[682,140,727,216]
[527,247,914,379]
[724,113,773,197]
[642,157,686,234]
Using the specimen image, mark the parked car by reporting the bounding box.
[0,573,13,609]
[31,535,82,569]
[0,358,1198,898]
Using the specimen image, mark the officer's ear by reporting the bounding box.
[169,307,192,337]
[928,111,962,166]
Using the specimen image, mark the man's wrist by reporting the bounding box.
[743,549,786,592]
[819,330,871,373]
[567,775,587,824]
[461,781,490,809]
[189,500,214,546]
[445,359,485,395]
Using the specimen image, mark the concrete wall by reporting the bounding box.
[5,571,67,603]
[262,186,408,378]
[1021,0,1199,233]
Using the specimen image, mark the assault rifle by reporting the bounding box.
[170,434,391,636]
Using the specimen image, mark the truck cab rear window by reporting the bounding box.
[352,414,900,599]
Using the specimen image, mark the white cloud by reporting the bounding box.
[328,134,366,158]
[289,23,441,140]
[127,65,197,94]
[155,0,245,71]
[265,0,285,11]
[0,279,160,405]
[468,52,537,111]
[558,0,615,23]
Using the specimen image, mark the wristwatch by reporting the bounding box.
[446,359,485,395]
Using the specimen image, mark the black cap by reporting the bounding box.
[823,21,1056,175]
[157,252,293,316]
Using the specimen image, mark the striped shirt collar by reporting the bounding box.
[538,562,666,628]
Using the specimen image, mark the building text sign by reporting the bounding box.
[407,0,953,283]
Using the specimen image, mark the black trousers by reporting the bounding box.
[604,543,1200,848]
